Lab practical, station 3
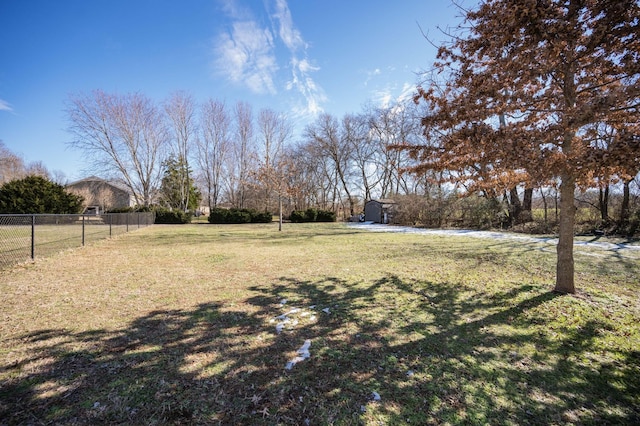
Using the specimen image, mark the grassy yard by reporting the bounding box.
[0,223,638,425]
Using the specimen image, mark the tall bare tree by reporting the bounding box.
[253,109,294,228]
[255,108,293,212]
[404,0,640,293]
[66,90,168,206]
[197,99,230,209]
[305,113,357,217]
[341,113,375,202]
[285,140,333,210]
[368,103,419,197]
[164,91,197,212]
[228,101,255,209]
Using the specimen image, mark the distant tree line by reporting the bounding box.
[63,90,443,218]
[63,87,639,234]
[0,141,65,185]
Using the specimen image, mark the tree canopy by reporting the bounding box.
[66,90,168,207]
[402,0,640,293]
[159,155,201,211]
[0,175,84,214]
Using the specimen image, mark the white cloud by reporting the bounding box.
[213,0,326,115]
[287,57,325,116]
[373,90,394,108]
[372,82,416,109]
[271,0,325,117]
[398,82,416,102]
[215,20,278,94]
[272,0,305,51]
[297,58,319,74]
[0,99,12,112]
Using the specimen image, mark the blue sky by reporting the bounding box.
[0,0,472,181]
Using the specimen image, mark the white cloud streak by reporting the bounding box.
[372,82,415,109]
[272,0,305,51]
[272,0,325,117]
[0,99,12,112]
[213,0,325,116]
[215,19,278,94]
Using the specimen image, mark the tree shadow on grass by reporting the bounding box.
[136,223,365,247]
[1,276,638,425]
[478,237,640,277]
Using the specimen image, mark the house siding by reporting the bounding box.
[67,177,135,213]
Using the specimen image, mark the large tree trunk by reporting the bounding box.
[619,178,631,228]
[521,187,533,222]
[508,187,522,226]
[598,184,609,223]
[555,174,576,294]
[540,189,549,224]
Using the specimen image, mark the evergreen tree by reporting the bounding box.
[0,175,84,214]
[159,155,201,211]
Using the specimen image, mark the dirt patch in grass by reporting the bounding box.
[1,223,639,424]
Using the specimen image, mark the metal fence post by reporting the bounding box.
[31,215,35,260]
[82,215,85,246]
[109,214,112,237]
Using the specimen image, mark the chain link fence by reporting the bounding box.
[0,212,154,270]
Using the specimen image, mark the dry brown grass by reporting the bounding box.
[1,223,638,425]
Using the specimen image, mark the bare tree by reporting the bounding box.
[342,113,376,203]
[0,141,26,184]
[25,161,50,180]
[284,140,332,210]
[304,113,357,217]
[66,90,168,206]
[367,103,419,197]
[197,99,230,209]
[252,109,294,228]
[0,141,63,185]
[164,91,197,212]
[228,101,256,209]
[255,108,293,212]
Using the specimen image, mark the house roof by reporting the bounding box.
[67,176,133,194]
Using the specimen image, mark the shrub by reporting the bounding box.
[290,210,306,223]
[106,207,135,213]
[393,194,454,227]
[106,206,153,213]
[209,207,230,223]
[0,175,84,214]
[304,208,318,222]
[316,209,336,222]
[154,208,191,224]
[208,208,272,224]
[617,208,640,237]
[250,210,273,223]
[456,196,504,230]
[290,208,336,223]
[228,209,251,224]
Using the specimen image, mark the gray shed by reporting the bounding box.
[364,199,396,224]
